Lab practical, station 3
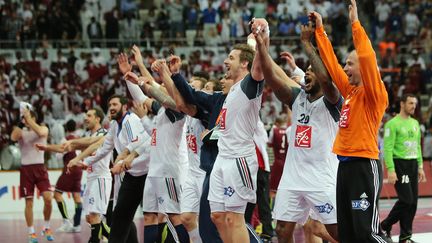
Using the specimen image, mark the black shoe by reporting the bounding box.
[260,234,272,243]
[381,222,392,237]
[399,239,417,243]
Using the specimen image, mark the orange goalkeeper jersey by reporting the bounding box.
[315,21,388,160]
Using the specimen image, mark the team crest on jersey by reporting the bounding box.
[295,125,312,148]
[87,165,93,173]
[224,186,235,197]
[89,197,95,205]
[151,128,157,146]
[157,196,164,205]
[218,108,227,130]
[186,134,198,154]
[351,193,370,211]
[315,203,334,214]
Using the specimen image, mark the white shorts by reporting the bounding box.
[181,172,205,213]
[83,177,112,215]
[273,189,337,225]
[208,154,258,212]
[143,176,182,214]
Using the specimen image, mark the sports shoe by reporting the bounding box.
[56,220,73,232]
[260,233,272,243]
[41,228,54,241]
[400,239,418,243]
[28,233,38,243]
[71,225,81,233]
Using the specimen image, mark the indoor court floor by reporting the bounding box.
[1,198,432,242]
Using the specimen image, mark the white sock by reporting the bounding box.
[63,218,69,224]
[189,228,202,243]
[44,221,50,229]
[29,226,35,234]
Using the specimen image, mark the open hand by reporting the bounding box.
[151,59,169,74]
[348,0,359,23]
[387,171,398,185]
[419,168,427,183]
[131,45,144,66]
[121,154,134,171]
[111,161,124,174]
[167,55,181,74]
[61,140,73,152]
[300,22,315,42]
[35,143,48,151]
[131,100,148,118]
[117,53,132,75]
[280,51,297,70]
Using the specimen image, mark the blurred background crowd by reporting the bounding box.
[0,0,431,169]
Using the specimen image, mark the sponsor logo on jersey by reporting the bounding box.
[339,104,350,128]
[351,193,370,211]
[224,186,235,197]
[315,203,334,214]
[151,129,157,146]
[186,134,198,154]
[295,125,312,148]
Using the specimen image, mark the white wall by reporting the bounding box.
[0,170,87,213]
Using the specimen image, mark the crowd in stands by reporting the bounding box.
[0,0,432,168]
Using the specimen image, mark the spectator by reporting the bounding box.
[104,7,120,47]
[87,16,103,47]
[202,1,218,43]
[407,49,426,70]
[167,0,184,38]
[403,6,420,43]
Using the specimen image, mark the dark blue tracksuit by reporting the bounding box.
[172,74,262,243]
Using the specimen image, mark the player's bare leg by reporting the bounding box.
[226,212,249,243]
[42,191,53,224]
[181,212,201,242]
[303,219,322,243]
[25,198,34,227]
[275,220,296,243]
[211,212,230,243]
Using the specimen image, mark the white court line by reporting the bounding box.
[392,232,432,242]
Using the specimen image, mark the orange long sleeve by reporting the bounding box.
[315,21,388,159]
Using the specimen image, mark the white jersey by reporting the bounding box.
[185,116,206,177]
[279,90,341,191]
[19,128,46,165]
[217,74,264,158]
[85,112,150,177]
[84,128,111,180]
[253,119,270,172]
[148,105,188,179]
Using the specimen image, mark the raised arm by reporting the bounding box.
[349,0,387,105]
[11,126,22,142]
[131,45,153,79]
[253,23,300,106]
[153,57,198,116]
[311,11,351,97]
[300,22,340,104]
[22,109,48,137]
[123,70,178,111]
